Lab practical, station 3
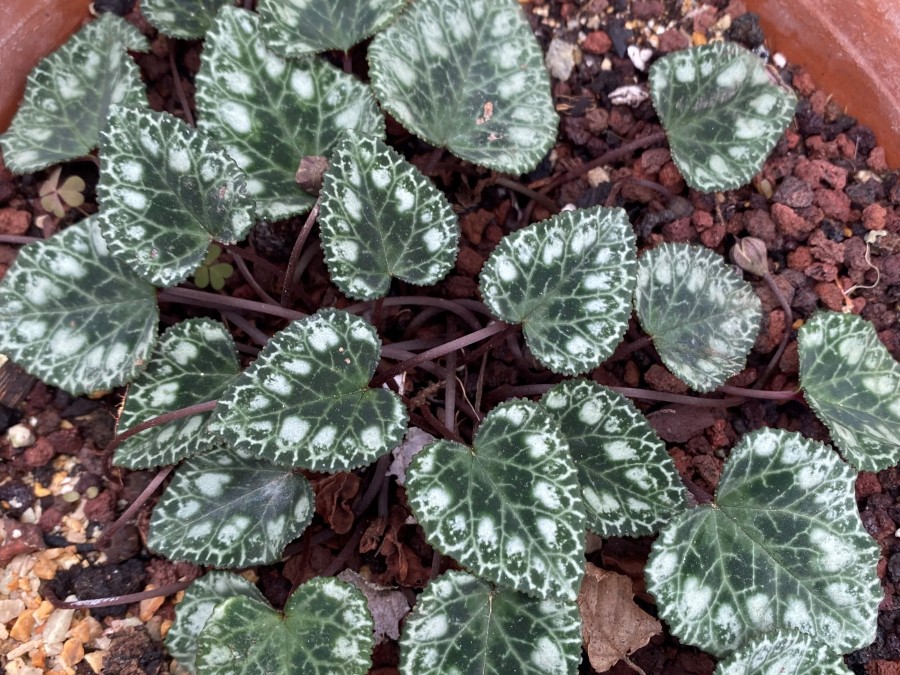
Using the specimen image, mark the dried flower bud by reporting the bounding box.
[730,237,769,277]
[295,155,329,195]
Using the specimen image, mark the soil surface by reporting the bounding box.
[1,0,900,674]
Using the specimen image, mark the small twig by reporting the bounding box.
[0,234,39,245]
[168,43,194,127]
[444,352,458,433]
[45,578,194,609]
[232,254,279,305]
[281,200,320,306]
[223,244,285,277]
[223,312,270,347]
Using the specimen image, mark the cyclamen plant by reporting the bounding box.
[0,0,897,673]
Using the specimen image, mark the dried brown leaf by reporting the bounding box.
[578,562,661,672]
[337,569,410,643]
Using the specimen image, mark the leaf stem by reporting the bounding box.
[107,399,219,456]
[95,465,174,547]
[344,296,484,332]
[716,384,801,400]
[281,200,320,306]
[158,286,305,321]
[0,234,39,245]
[370,322,509,388]
[45,578,194,609]
[232,253,279,305]
[168,43,194,127]
[493,176,558,212]
[753,272,793,389]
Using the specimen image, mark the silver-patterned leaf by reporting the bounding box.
[368,0,558,174]
[196,578,373,675]
[634,242,762,392]
[479,206,636,375]
[97,105,256,287]
[0,216,158,395]
[148,444,314,567]
[258,0,407,56]
[400,571,582,675]
[0,13,148,173]
[646,428,881,657]
[141,0,232,38]
[649,42,796,192]
[114,319,240,470]
[406,400,585,601]
[319,131,459,300]
[210,309,408,472]
[195,6,385,221]
[714,631,851,675]
[799,311,900,472]
[540,379,686,537]
[166,571,266,674]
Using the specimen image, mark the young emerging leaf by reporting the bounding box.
[97,105,256,287]
[210,309,408,472]
[196,577,373,675]
[141,0,232,39]
[148,444,314,567]
[406,400,585,601]
[0,13,148,173]
[479,206,636,375]
[799,311,900,472]
[400,571,582,675]
[114,319,240,470]
[540,380,686,537]
[166,571,266,674]
[714,631,851,675]
[39,167,85,218]
[634,242,762,392]
[368,0,558,174]
[319,131,459,300]
[0,216,158,395]
[195,6,385,221]
[649,42,796,193]
[258,0,407,57]
[646,428,881,656]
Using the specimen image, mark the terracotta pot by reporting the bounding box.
[0,0,94,134]
[744,0,900,167]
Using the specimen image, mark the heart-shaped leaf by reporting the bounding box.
[319,131,459,300]
[634,242,762,392]
[258,0,407,57]
[714,631,851,675]
[97,105,256,287]
[0,13,148,173]
[649,42,796,192]
[646,428,881,656]
[406,400,585,600]
[400,571,582,675]
[167,571,266,674]
[479,206,636,375]
[799,311,900,472]
[114,319,240,470]
[195,6,385,221]
[196,577,373,675]
[368,0,558,174]
[141,0,232,38]
[0,216,158,395]
[148,445,314,567]
[540,379,686,537]
[210,309,408,472]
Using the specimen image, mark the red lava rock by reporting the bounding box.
[808,230,845,264]
[582,30,612,55]
[644,364,689,394]
[814,188,851,221]
[83,490,117,523]
[484,224,504,245]
[657,28,690,53]
[608,107,635,136]
[814,281,845,311]
[46,428,83,455]
[771,203,816,239]
[22,437,54,468]
[866,660,900,675]
[585,107,609,134]
[0,208,30,235]
[756,309,785,353]
[808,90,829,116]
[632,0,664,20]
[640,148,671,175]
[787,246,813,270]
[38,506,66,533]
[857,472,883,499]
[863,203,888,230]
[0,517,45,566]
[792,69,816,97]
[658,161,685,192]
[692,5,717,34]
[779,340,799,375]
[794,157,848,190]
[805,262,838,282]
[693,455,722,488]
[455,246,486,277]
[459,209,492,245]
[706,419,731,449]
[743,209,777,244]
[661,217,693,242]
[868,147,889,171]
[772,176,814,208]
